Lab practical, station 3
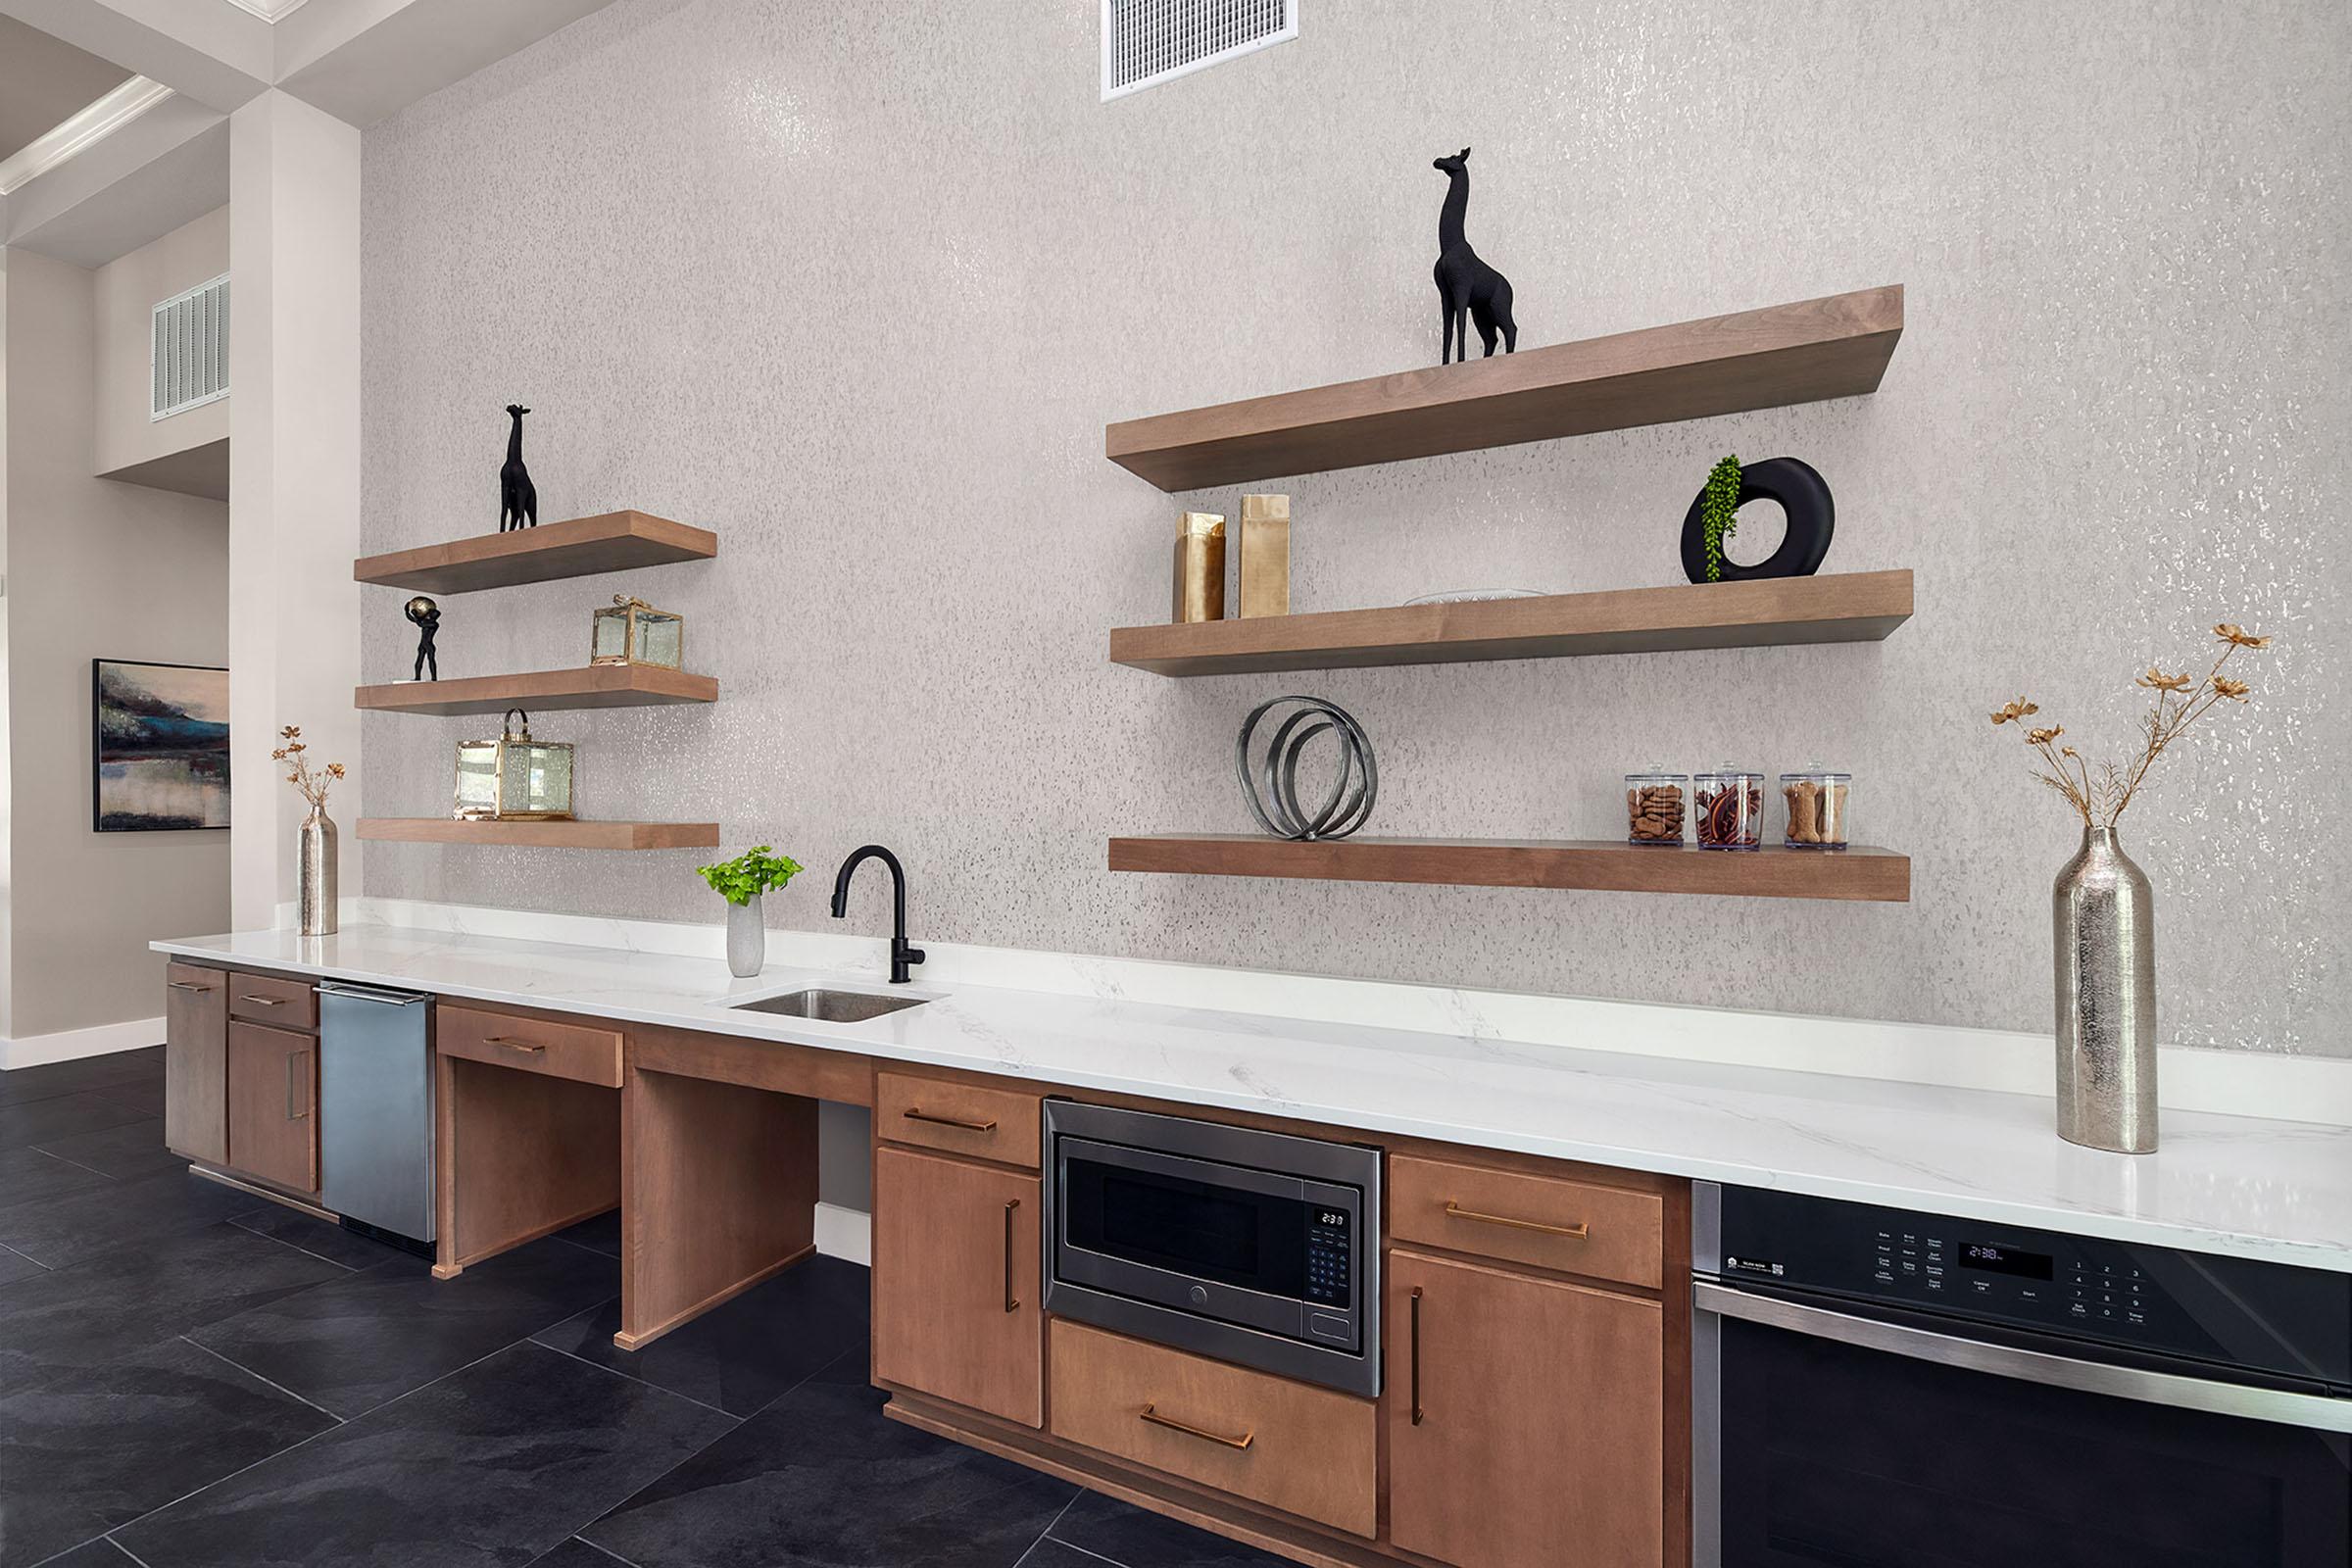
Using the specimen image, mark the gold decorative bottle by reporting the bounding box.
[1239,494,1290,618]
[1172,512,1226,623]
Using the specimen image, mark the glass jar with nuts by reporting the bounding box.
[1625,768,1688,846]
[1782,766,1851,849]
[1693,765,1765,850]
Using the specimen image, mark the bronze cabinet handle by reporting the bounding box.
[286,1050,310,1121]
[1139,1403,1254,1451]
[1409,1285,1425,1426]
[904,1107,997,1134]
[1443,1200,1590,1240]
[1003,1199,1020,1313]
[239,994,287,1006]
[167,980,213,994]
[482,1036,546,1054]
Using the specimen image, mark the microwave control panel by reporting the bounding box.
[1304,1205,1351,1307]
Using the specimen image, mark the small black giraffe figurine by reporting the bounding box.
[499,404,538,531]
[1432,148,1518,366]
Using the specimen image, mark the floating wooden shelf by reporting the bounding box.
[356,664,718,716]
[1109,835,1911,902]
[353,511,716,594]
[1110,570,1912,676]
[1105,285,1904,492]
[359,818,720,851]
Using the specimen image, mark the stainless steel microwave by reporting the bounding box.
[1042,1099,1382,1397]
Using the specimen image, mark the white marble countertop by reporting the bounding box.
[156,925,2352,1274]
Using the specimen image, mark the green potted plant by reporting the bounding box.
[697,845,804,977]
[1698,454,1742,582]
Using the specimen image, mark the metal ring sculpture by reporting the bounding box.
[1235,696,1378,841]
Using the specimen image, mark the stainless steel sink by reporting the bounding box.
[731,988,929,1023]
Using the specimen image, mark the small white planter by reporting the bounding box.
[726,896,764,978]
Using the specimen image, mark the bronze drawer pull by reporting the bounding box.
[239,994,287,1006]
[1139,1403,1254,1450]
[167,980,213,994]
[1003,1199,1020,1313]
[1409,1285,1425,1426]
[482,1036,547,1054]
[1443,1200,1589,1240]
[286,1050,310,1121]
[904,1107,997,1134]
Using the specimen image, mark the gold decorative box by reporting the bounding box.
[1239,494,1290,618]
[454,708,575,820]
[591,595,684,669]
[1172,512,1226,624]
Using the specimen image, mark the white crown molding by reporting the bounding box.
[218,0,316,21]
[0,76,175,197]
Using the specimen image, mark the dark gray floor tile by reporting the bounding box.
[1049,1492,1294,1568]
[24,1540,139,1566]
[1014,1543,1104,1568]
[0,1166,254,1270]
[0,1220,344,1390]
[30,1116,182,1182]
[0,1049,162,1108]
[534,1254,867,1416]
[0,1093,151,1155]
[0,1146,118,1216]
[89,1079,168,1118]
[584,1361,1076,1568]
[526,1540,635,1568]
[0,1336,337,1567]
[555,1208,622,1258]
[0,1245,43,1289]
[115,1341,734,1568]
[188,1237,617,1418]
[229,1202,417,1273]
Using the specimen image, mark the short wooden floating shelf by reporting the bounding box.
[1105,284,1904,492]
[359,818,720,851]
[1108,835,1911,902]
[355,664,718,716]
[353,511,716,594]
[1110,570,1912,676]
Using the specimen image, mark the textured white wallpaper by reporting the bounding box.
[357,0,2350,1054]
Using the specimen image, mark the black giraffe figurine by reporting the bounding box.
[499,404,538,531]
[1432,147,1518,366]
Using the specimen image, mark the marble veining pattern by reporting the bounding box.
[154,925,2352,1273]
[355,0,2349,1058]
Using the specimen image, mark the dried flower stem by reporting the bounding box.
[270,725,347,811]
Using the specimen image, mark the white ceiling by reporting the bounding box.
[0,15,130,163]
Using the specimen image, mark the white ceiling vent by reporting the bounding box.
[1102,0,1296,101]
[152,272,229,420]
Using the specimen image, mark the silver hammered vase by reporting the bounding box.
[2052,826,2156,1153]
[298,806,338,937]
[726,896,765,979]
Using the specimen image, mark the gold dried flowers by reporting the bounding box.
[1989,621,2272,826]
[274,724,347,810]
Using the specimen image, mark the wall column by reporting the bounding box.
[228,90,361,930]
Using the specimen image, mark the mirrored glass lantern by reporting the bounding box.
[454,708,575,820]
[591,595,684,669]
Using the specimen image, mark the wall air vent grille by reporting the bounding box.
[152,272,229,420]
[1102,0,1296,101]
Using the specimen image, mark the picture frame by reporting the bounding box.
[91,658,230,832]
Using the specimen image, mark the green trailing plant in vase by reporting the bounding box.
[698,845,804,978]
[1699,454,1742,583]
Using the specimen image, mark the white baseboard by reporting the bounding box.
[813,1201,871,1266]
[0,1015,166,1070]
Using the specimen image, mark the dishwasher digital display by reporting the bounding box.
[1960,1241,2054,1279]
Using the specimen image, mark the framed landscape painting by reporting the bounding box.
[93,659,230,831]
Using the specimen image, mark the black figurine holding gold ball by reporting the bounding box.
[405,596,441,682]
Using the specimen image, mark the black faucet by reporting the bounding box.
[830,844,925,984]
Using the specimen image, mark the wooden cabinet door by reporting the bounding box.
[164,963,228,1164]
[1388,1248,1664,1568]
[227,1021,318,1195]
[871,1146,1042,1427]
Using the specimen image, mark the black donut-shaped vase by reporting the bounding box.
[1680,456,1835,584]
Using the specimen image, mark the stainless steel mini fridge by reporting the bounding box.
[317,981,435,1250]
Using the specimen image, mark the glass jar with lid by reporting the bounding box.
[1693,764,1765,850]
[1624,767,1688,845]
[1782,765,1852,849]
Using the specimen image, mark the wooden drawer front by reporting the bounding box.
[876,1071,1040,1168]
[872,1148,1043,1428]
[227,971,317,1030]
[1390,1154,1662,1289]
[438,1004,621,1089]
[1048,1321,1377,1539]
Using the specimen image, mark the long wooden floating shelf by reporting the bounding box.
[1111,570,1912,676]
[1109,835,1911,902]
[356,664,718,716]
[359,818,720,851]
[354,511,716,594]
[1105,284,1904,492]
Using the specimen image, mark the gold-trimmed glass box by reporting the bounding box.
[591,595,684,669]
[454,709,574,820]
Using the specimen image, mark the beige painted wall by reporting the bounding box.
[92,204,230,481]
[4,246,229,1041]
